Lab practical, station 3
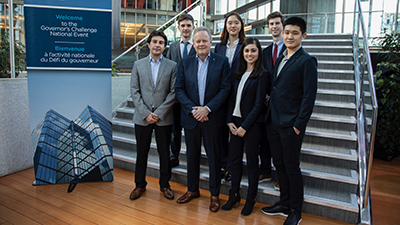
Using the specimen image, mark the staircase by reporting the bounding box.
[112,33,366,224]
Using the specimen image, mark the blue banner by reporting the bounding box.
[25,7,111,70]
[24,0,111,10]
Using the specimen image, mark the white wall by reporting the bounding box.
[0,78,33,177]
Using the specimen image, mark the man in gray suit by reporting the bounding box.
[129,30,177,201]
[166,13,196,168]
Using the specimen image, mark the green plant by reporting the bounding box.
[0,30,26,78]
[111,63,119,77]
[374,32,400,156]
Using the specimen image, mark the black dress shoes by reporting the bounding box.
[160,187,174,200]
[176,190,200,203]
[241,198,255,216]
[284,210,302,225]
[170,158,179,168]
[129,187,146,200]
[261,202,290,216]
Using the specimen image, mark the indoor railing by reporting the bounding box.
[112,0,203,70]
[352,0,378,224]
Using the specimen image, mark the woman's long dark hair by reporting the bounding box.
[220,12,245,45]
[236,37,264,79]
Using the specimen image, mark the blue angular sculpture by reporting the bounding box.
[32,106,113,191]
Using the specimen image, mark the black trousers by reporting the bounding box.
[259,125,272,175]
[220,125,230,170]
[185,122,223,196]
[228,117,262,200]
[135,123,172,188]
[170,102,182,160]
[266,120,304,213]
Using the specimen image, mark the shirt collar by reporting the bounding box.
[274,38,284,46]
[283,46,302,59]
[180,37,193,45]
[149,54,163,63]
[195,52,211,62]
[227,38,239,45]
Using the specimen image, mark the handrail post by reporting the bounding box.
[353,1,379,223]
[8,0,15,79]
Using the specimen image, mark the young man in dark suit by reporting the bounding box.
[262,17,318,225]
[166,13,196,168]
[175,27,231,213]
[260,11,287,187]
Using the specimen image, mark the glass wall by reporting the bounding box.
[0,3,25,45]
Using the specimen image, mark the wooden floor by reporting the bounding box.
[0,157,399,225]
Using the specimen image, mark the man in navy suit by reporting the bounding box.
[259,11,287,187]
[175,27,231,213]
[166,13,196,168]
[261,17,317,225]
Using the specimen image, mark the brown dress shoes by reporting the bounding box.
[160,187,174,200]
[209,196,220,212]
[129,187,146,200]
[176,190,200,203]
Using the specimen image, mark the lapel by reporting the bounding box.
[274,47,303,83]
[241,71,253,99]
[154,59,166,89]
[144,55,154,86]
[279,45,287,56]
[232,43,241,65]
[189,46,196,56]
[206,52,216,88]
[220,45,227,55]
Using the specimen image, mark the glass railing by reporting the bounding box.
[353,0,378,224]
[112,0,203,71]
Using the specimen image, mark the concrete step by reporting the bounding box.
[312,53,353,61]
[308,113,356,132]
[303,46,353,54]
[317,60,353,70]
[318,78,354,91]
[313,100,356,117]
[317,69,354,80]
[303,128,357,150]
[316,89,355,103]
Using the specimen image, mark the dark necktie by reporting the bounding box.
[183,42,188,58]
[272,43,278,66]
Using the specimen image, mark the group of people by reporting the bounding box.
[129,11,317,225]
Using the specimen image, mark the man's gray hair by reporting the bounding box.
[193,26,212,41]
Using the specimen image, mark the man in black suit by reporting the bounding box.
[166,13,196,168]
[260,11,287,186]
[261,17,317,225]
[175,27,231,213]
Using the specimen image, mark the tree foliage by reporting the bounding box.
[0,30,26,78]
[374,32,400,155]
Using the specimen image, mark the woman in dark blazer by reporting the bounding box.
[214,12,246,181]
[221,37,270,216]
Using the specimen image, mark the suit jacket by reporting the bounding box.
[227,70,269,131]
[262,42,286,83]
[166,40,196,66]
[214,42,242,73]
[267,47,318,132]
[175,51,231,130]
[130,55,177,126]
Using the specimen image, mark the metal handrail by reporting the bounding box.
[112,0,202,64]
[353,0,378,222]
